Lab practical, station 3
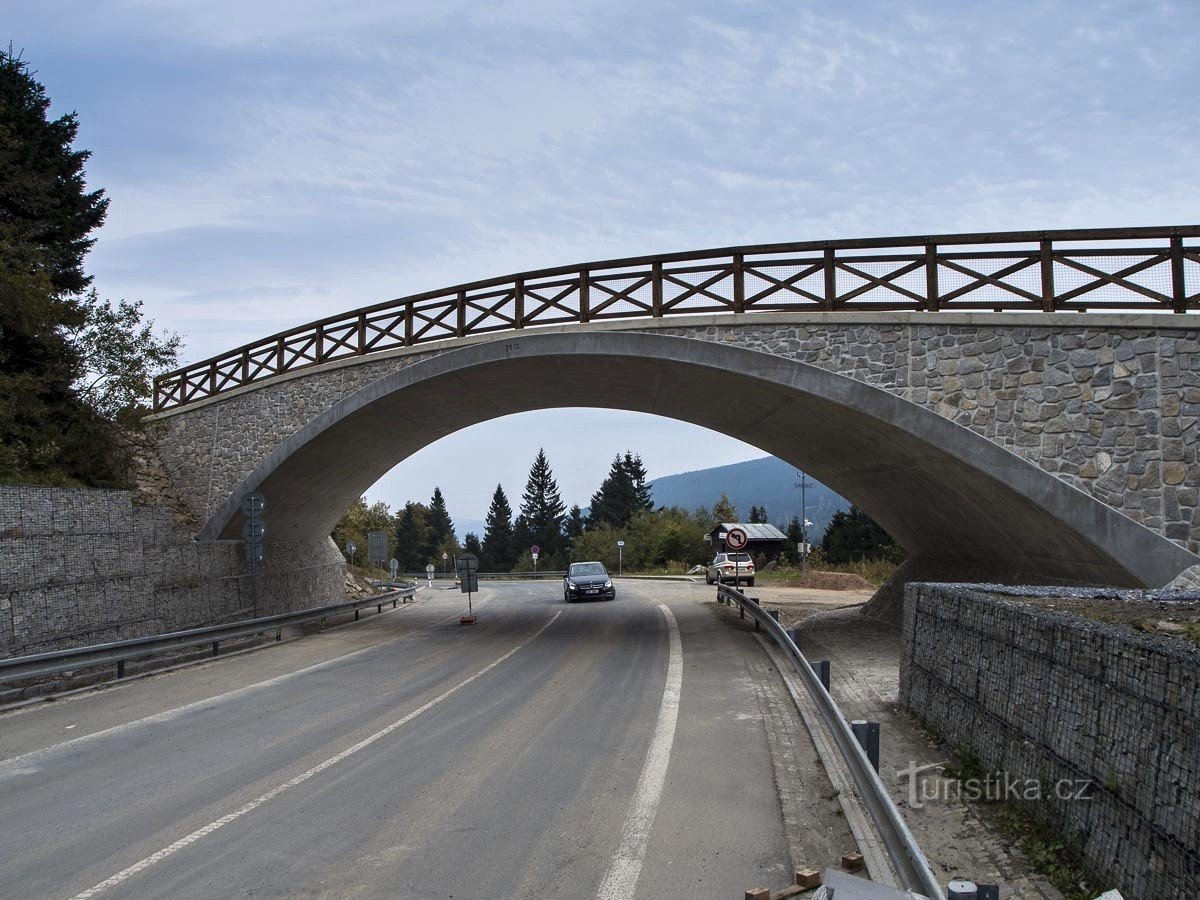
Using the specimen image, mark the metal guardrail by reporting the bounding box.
[153,225,1200,410]
[717,583,944,900]
[0,586,417,686]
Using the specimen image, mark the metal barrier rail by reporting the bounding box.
[0,586,416,686]
[391,572,569,582]
[153,225,1200,410]
[717,583,944,900]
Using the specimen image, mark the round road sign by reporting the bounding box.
[241,491,265,518]
[426,564,435,575]
[725,527,749,551]
[530,545,540,556]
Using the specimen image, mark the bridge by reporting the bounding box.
[148,226,1200,596]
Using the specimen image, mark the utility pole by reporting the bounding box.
[796,472,813,576]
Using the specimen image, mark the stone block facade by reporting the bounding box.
[0,486,345,657]
[900,583,1200,898]
[150,314,1200,555]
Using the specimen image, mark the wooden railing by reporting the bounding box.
[153,225,1200,411]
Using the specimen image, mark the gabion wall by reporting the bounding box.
[900,583,1200,899]
[0,486,346,657]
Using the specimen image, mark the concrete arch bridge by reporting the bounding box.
[148,226,1200,602]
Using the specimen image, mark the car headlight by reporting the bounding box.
[604,579,613,588]
[566,580,577,589]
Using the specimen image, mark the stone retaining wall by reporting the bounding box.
[0,486,345,657]
[900,583,1200,898]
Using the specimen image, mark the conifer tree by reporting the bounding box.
[515,449,566,559]
[481,484,516,571]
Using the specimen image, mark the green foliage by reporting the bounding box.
[820,505,902,565]
[481,483,516,571]
[711,492,737,523]
[514,448,566,567]
[588,451,652,529]
[330,496,393,568]
[748,504,767,523]
[569,506,711,572]
[426,487,458,560]
[0,49,178,488]
[463,532,482,557]
[392,501,430,571]
[562,503,585,548]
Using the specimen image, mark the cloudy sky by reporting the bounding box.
[9,1,1197,531]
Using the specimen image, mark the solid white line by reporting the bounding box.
[595,603,683,900]
[70,610,559,900]
[0,596,487,773]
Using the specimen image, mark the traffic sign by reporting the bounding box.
[456,553,479,573]
[617,540,625,547]
[426,563,435,575]
[391,559,399,579]
[725,527,749,551]
[241,491,265,518]
[345,540,357,555]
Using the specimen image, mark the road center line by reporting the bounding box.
[596,603,683,900]
[69,609,560,900]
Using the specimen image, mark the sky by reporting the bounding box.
[7,0,1198,531]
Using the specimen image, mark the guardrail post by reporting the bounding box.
[947,879,979,899]
[786,626,802,648]
[851,720,881,772]
[377,603,382,614]
[354,609,359,621]
[117,659,125,679]
[212,641,220,657]
[768,609,780,623]
[275,628,282,642]
[810,659,830,692]
[320,616,327,630]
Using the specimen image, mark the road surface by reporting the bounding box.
[0,580,812,898]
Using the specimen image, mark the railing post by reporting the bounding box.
[652,261,663,316]
[152,376,163,411]
[823,248,837,310]
[514,278,524,328]
[1040,239,1055,312]
[456,290,466,337]
[404,301,414,346]
[579,270,590,323]
[925,244,939,311]
[733,253,745,313]
[315,323,325,362]
[276,336,285,374]
[1171,236,1187,313]
[357,312,367,354]
[208,361,217,397]
[241,349,250,385]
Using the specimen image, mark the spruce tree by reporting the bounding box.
[562,504,585,552]
[589,454,635,528]
[516,449,566,559]
[481,484,516,571]
[427,487,455,550]
[623,452,654,514]
[393,501,430,570]
[463,532,482,558]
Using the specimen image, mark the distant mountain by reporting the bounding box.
[647,456,849,537]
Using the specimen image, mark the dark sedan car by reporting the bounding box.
[564,561,616,602]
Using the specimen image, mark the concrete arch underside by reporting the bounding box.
[202,331,1197,588]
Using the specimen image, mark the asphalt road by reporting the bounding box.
[0,580,797,899]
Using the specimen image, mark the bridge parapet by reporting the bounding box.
[153,226,1200,411]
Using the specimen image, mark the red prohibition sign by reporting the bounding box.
[725,527,748,551]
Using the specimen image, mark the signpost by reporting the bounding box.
[726,526,748,587]
[617,539,625,576]
[345,540,357,566]
[442,550,449,578]
[456,552,479,624]
[241,492,265,618]
[367,531,388,569]
[531,545,540,575]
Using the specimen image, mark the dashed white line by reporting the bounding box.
[595,602,683,900]
[70,610,560,900]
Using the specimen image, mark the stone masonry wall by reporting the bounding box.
[151,315,1200,554]
[0,486,346,657]
[900,583,1200,899]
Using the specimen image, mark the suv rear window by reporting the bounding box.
[724,553,752,563]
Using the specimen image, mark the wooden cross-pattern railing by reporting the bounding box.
[154,225,1200,411]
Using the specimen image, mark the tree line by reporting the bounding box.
[1,49,180,488]
[332,447,901,574]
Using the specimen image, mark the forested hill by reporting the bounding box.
[647,456,849,536]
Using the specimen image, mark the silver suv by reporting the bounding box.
[706,552,755,586]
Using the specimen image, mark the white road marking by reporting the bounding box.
[0,597,486,773]
[596,603,683,900]
[70,610,560,899]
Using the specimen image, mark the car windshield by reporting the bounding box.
[570,563,606,577]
